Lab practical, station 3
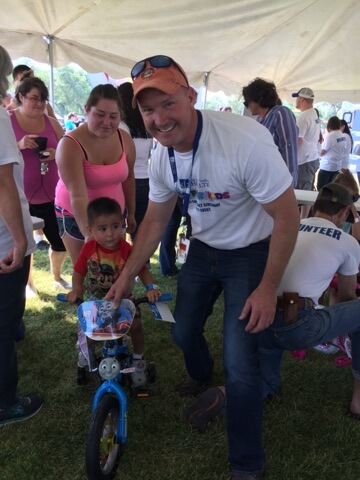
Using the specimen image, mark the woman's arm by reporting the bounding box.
[55,136,89,238]
[121,131,136,234]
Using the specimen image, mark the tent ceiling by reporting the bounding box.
[1,0,360,102]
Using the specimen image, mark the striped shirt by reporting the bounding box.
[259,105,299,186]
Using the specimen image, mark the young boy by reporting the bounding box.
[67,197,161,386]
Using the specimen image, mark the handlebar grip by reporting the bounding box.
[57,293,68,302]
[134,293,172,307]
[157,293,172,302]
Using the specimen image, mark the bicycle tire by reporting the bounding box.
[86,395,123,480]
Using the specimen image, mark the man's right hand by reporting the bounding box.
[104,275,134,308]
[0,243,27,274]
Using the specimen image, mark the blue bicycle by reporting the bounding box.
[58,293,172,480]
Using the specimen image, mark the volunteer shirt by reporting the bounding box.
[320,130,348,172]
[149,109,292,250]
[277,217,360,304]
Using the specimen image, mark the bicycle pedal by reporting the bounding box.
[131,387,155,398]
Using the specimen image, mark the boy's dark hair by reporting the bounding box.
[87,197,122,226]
[242,78,279,109]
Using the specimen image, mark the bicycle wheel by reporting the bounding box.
[86,395,123,480]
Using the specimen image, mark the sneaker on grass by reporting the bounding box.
[0,395,43,427]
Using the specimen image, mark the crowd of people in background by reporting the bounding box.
[2,44,360,480]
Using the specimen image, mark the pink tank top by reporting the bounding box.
[10,112,59,204]
[55,130,128,213]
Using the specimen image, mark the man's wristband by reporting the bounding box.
[146,283,160,291]
[355,217,360,224]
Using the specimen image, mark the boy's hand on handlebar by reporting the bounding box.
[67,290,82,304]
[146,288,162,303]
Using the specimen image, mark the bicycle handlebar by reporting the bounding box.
[134,293,172,306]
[57,293,173,305]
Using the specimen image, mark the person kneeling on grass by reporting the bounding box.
[186,183,360,433]
[66,197,161,385]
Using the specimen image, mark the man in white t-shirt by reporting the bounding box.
[105,55,299,480]
[259,183,360,399]
[186,183,360,447]
[292,87,321,218]
[0,46,43,427]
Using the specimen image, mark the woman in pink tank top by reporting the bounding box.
[55,84,136,265]
[10,76,69,292]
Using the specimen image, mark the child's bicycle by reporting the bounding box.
[57,293,172,480]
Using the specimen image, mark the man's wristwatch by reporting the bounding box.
[146,283,160,291]
[354,217,360,223]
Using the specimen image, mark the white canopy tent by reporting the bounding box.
[1,0,360,103]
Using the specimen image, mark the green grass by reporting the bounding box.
[0,250,359,479]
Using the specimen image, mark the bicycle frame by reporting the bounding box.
[92,380,128,445]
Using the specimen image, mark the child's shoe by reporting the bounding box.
[313,343,340,355]
[131,357,147,387]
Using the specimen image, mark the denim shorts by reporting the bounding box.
[55,205,84,241]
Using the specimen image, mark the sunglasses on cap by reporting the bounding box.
[131,55,189,86]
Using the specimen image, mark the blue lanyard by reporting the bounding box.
[168,110,203,217]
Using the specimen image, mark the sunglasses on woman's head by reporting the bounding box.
[352,194,360,203]
[131,55,189,86]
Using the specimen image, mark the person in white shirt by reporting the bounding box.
[292,87,321,218]
[187,183,360,439]
[0,45,43,427]
[104,54,299,480]
[318,116,347,190]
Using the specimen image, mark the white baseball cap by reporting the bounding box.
[292,87,315,99]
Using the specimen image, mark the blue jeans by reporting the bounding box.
[258,300,360,395]
[171,238,270,474]
[317,169,339,191]
[0,255,30,408]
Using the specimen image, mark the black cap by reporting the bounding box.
[317,183,353,206]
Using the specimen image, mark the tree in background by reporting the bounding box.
[54,65,91,118]
[10,58,92,120]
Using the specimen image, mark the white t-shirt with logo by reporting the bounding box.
[297,108,321,165]
[149,110,292,250]
[320,130,348,172]
[277,217,360,304]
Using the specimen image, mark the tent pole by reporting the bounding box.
[202,72,210,109]
[43,35,55,107]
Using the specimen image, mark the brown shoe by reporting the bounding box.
[176,376,205,396]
